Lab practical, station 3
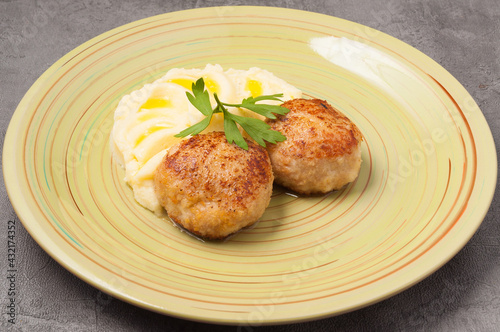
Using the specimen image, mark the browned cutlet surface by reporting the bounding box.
[266,98,363,194]
[154,131,274,240]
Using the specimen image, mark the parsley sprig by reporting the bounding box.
[174,78,290,150]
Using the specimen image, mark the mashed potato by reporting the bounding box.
[110,64,302,214]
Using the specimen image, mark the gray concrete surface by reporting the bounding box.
[1,0,499,331]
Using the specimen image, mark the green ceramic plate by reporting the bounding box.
[3,6,497,325]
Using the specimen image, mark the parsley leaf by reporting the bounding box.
[175,116,212,138]
[222,108,249,150]
[175,77,290,150]
[175,78,215,137]
[186,78,213,116]
[224,111,286,148]
[227,95,290,119]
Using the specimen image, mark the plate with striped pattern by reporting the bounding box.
[3,6,496,324]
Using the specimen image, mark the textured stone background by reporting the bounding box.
[1,0,499,331]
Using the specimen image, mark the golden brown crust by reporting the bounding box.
[267,99,362,158]
[266,99,363,194]
[154,131,273,240]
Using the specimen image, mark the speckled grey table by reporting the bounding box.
[1,0,499,331]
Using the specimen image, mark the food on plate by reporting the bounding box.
[154,131,274,240]
[111,63,364,240]
[110,64,301,215]
[265,98,363,194]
